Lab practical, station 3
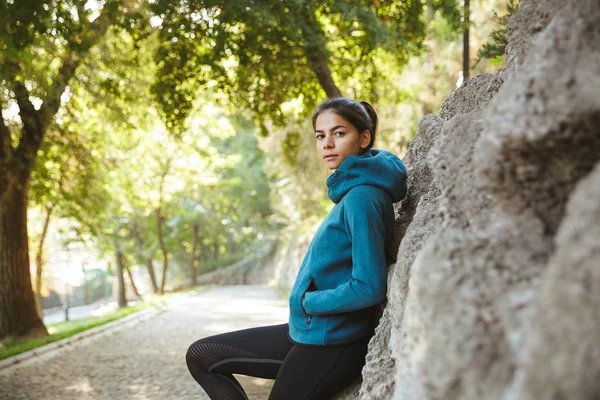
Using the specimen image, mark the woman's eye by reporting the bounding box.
[315,134,325,140]
[335,131,345,136]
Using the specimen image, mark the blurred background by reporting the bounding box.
[1,0,517,327]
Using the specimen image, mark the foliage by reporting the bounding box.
[430,0,463,29]
[0,0,147,109]
[22,19,276,293]
[477,0,520,62]
[148,0,461,135]
[29,104,111,239]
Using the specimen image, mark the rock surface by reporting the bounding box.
[354,0,600,399]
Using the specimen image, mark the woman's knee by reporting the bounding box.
[187,337,259,375]
[186,339,212,375]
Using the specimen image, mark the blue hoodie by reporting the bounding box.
[288,149,408,346]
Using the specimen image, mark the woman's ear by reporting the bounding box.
[360,130,371,150]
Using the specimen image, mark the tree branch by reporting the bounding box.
[39,6,117,130]
[11,71,44,168]
[296,4,342,98]
[37,55,80,131]
[12,7,116,169]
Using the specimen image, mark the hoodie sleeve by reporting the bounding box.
[302,188,388,316]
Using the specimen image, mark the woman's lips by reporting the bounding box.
[324,154,337,160]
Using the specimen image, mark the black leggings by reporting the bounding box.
[185,323,369,400]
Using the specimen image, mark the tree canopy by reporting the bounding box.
[1,0,513,340]
[149,0,451,134]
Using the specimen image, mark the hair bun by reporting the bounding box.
[360,101,378,136]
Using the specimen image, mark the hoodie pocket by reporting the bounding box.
[300,277,317,326]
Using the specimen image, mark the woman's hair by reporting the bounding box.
[311,97,378,150]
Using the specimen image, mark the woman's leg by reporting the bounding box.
[186,323,293,400]
[268,336,370,400]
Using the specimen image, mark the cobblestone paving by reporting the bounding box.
[0,285,289,400]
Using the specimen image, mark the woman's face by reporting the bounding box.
[314,110,371,170]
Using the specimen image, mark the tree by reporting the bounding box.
[29,118,109,317]
[156,157,173,294]
[477,0,521,64]
[463,0,470,82]
[131,220,160,293]
[150,0,433,135]
[0,0,144,339]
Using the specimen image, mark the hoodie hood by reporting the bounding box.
[326,149,408,204]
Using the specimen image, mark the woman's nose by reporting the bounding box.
[323,136,334,149]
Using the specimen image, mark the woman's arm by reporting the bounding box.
[302,189,388,316]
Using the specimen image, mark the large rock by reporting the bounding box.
[353,0,600,399]
[514,163,600,400]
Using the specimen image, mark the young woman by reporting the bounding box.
[186,97,408,400]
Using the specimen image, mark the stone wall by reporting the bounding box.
[195,231,313,288]
[196,239,278,285]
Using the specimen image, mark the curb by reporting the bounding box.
[0,305,160,374]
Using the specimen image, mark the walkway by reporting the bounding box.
[0,285,289,400]
[43,299,138,325]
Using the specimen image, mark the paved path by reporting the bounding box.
[0,285,289,400]
[43,299,136,325]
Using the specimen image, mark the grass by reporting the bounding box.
[0,284,213,362]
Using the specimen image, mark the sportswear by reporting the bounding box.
[186,323,368,400]
[288,149,408,345]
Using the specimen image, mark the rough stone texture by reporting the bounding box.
[504,0,561,68]
[438,71,509,122]
[514,163,600,400]
[351,0,600,399]
[356,113,442,399]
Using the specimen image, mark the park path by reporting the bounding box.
[0,285,289,400]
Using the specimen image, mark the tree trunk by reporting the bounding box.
[123,257,141,299]
[34,205,53,318]
[200,243,208,271]
[298,4,342,98]
[305,49,342,98]
[227,232,235,255]
[115,249,128,308]
[132,221,159,293]
[213,238,220,261]
[463,0,470,83]
[156,208,169,294]
[190,222,199,286]
[0,9,116,339]
[156,160,171,294]
[0,174,48,339]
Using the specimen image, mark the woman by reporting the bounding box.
[186,97,408,399]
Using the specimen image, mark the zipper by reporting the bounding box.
[300,277,315,326]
